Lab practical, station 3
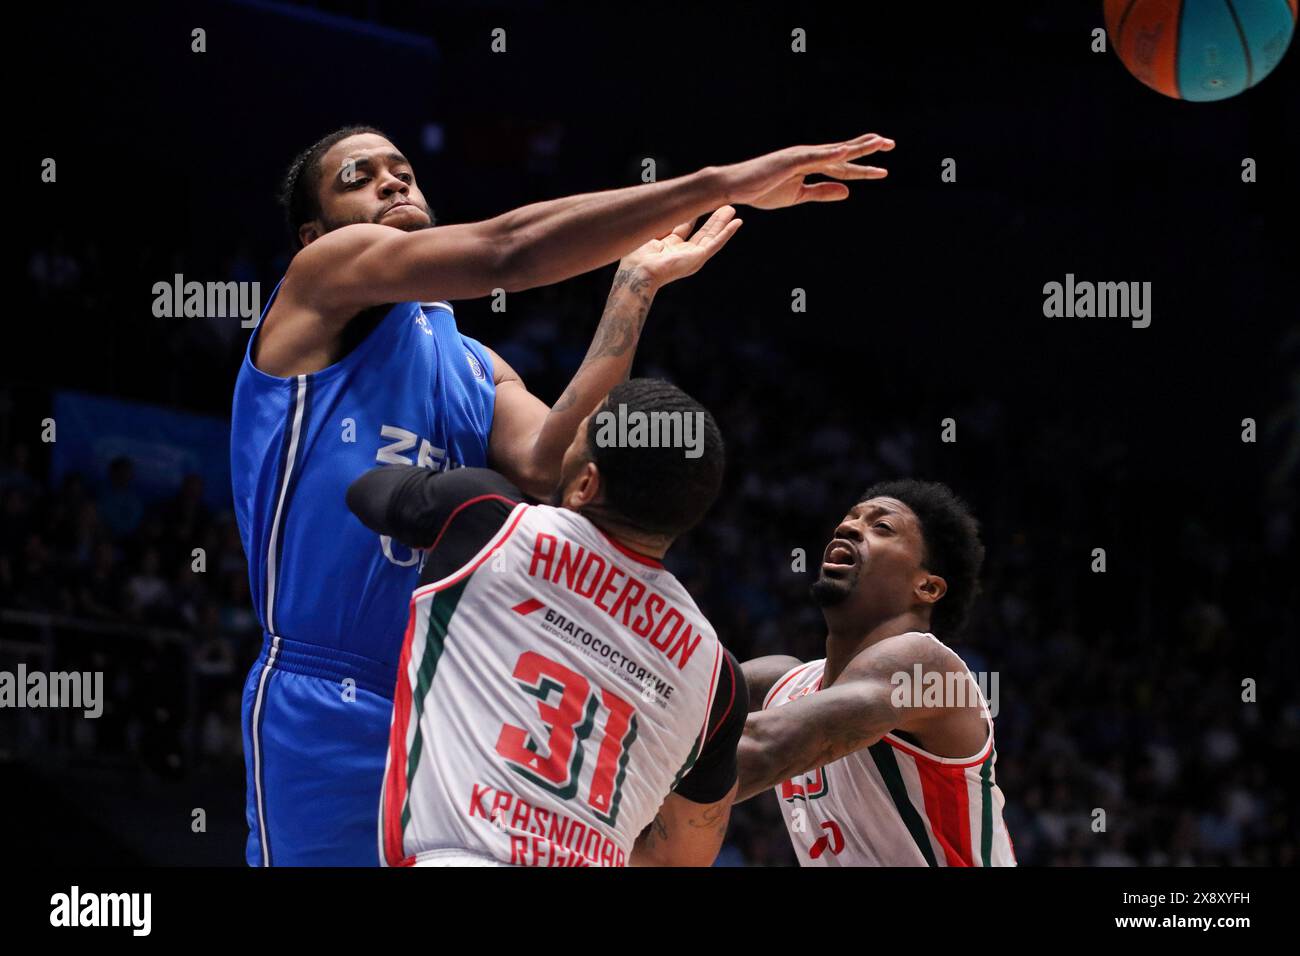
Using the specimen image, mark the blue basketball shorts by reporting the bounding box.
[240,634,397,866]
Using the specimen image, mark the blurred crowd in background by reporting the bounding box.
[5,228,1298,865]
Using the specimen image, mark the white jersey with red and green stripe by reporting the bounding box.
[763,641,1016,867]
[380,502,724,867]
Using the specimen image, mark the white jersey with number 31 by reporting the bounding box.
[380,502,723,867]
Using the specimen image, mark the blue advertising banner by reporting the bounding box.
[51,391,232,511]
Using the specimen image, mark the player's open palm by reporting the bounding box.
[621,205,743,286]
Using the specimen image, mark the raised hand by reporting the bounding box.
[618,205,744,287]
[720,133,894,210]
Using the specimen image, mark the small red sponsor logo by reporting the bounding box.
[810,820,844,859]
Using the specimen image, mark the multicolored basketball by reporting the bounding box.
[1104,0,1297,100]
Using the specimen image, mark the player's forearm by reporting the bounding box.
[489,168,725,292]
[737,716,843,803]
[629,813,671,867]
[736,692,896,802]
[736,720,792,803]
[630,792,735,866]
[736,699,849,802]
[516,265,658,494]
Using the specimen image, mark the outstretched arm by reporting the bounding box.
[735,633,979,803]
[255,134,893,375]
[488,206,742,499]
[301,133,891,308]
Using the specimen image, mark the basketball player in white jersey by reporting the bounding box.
[348,379,748,867]
[737,480,1016,866]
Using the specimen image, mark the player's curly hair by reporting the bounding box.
[860,479,985,637]
[278,124,388,245]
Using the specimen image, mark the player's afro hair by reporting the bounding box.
[860,479,985,637]
[278,124,388,245]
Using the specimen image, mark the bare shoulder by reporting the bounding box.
[291,222,394,273]
[254,225,401,375]
[848,632,988,757]
[288,223,411,308]
[265,225,393,326]
[845,631,958,682]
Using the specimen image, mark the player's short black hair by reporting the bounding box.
[585,378,725,538]
[860,479,985,637]
[278,124,388,245]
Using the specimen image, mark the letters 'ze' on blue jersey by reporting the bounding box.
[231,278,496,674]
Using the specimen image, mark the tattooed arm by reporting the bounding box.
[631,649,748,866]
[735,632,988,802]
[486,206,742,499]
[631,784,739,867]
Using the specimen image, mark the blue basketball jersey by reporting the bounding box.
[231,277,496,669]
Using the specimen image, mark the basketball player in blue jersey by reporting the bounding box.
[231,125,895,865]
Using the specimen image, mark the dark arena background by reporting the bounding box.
[3,0,1297,932]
